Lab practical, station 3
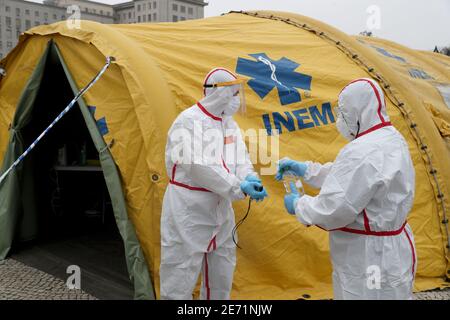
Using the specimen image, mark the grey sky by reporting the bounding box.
[30,0,449,50]
[203,0,450,51]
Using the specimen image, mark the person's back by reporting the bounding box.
[279,78,417,300]
[329,124,416,300]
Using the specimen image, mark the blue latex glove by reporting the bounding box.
[276,158,308,181]
[240,180,268,201]
[284,181,301,215]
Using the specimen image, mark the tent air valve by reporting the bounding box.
[151,174,159,182]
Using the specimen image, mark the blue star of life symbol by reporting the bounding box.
[236,53,312,106]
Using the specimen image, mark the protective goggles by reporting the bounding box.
[203,78,247,115]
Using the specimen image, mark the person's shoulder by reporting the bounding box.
[172,104,201,124]
[337,138,382,163]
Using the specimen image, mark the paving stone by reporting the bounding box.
[0,259,97,300]
[1,258,449,300]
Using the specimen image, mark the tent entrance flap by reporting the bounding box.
[0,40,154,300]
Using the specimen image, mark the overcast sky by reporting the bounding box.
[203,0,450,50]
[32,0,449,50]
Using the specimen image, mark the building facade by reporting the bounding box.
[0,0,207,58]
[114,0,205,24]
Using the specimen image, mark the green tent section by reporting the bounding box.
[0,40,154,299]
[0,11,449,299]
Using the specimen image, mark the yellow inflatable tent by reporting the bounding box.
[0,11,449,299]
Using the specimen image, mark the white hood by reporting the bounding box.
[338,78,390,138]
[198,68,240,117]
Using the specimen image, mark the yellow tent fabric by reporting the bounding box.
[0,10,449,299]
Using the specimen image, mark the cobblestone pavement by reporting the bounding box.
[1,258,449,300]
[414,288,450,300]
[0,259,97,300]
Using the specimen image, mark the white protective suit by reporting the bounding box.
[294,78,417,300]
[160,68,256,300]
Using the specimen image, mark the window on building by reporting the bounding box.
[25,9,30,15]
[93,9,96,14]
[172,4,178,11]
[16,8,20,17]
[172,15,178,22]
[44,12,48,20]
[137,15,141,22]
[35,11,39,17]
[6,17,11,28]
[53,14,57,20]
[16,18,20,26]
[153,2,157,9]
[34,21,39,26]
[128,12,131,19]
[153,13,156,21]
[142,4,146,10]
[0,41,2,49]
[25,20,31,29]
[137,5,141,11]
[85,8,89,13]
[148,14,151,21]
[143,15,146,22]
[100,10,103,15]
[16,29,21,38]
[107,12,110,16]
[180,6,186,13]
[5,6,10,13]
[188,7,193,15]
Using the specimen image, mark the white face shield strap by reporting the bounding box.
[203,79,247,115]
